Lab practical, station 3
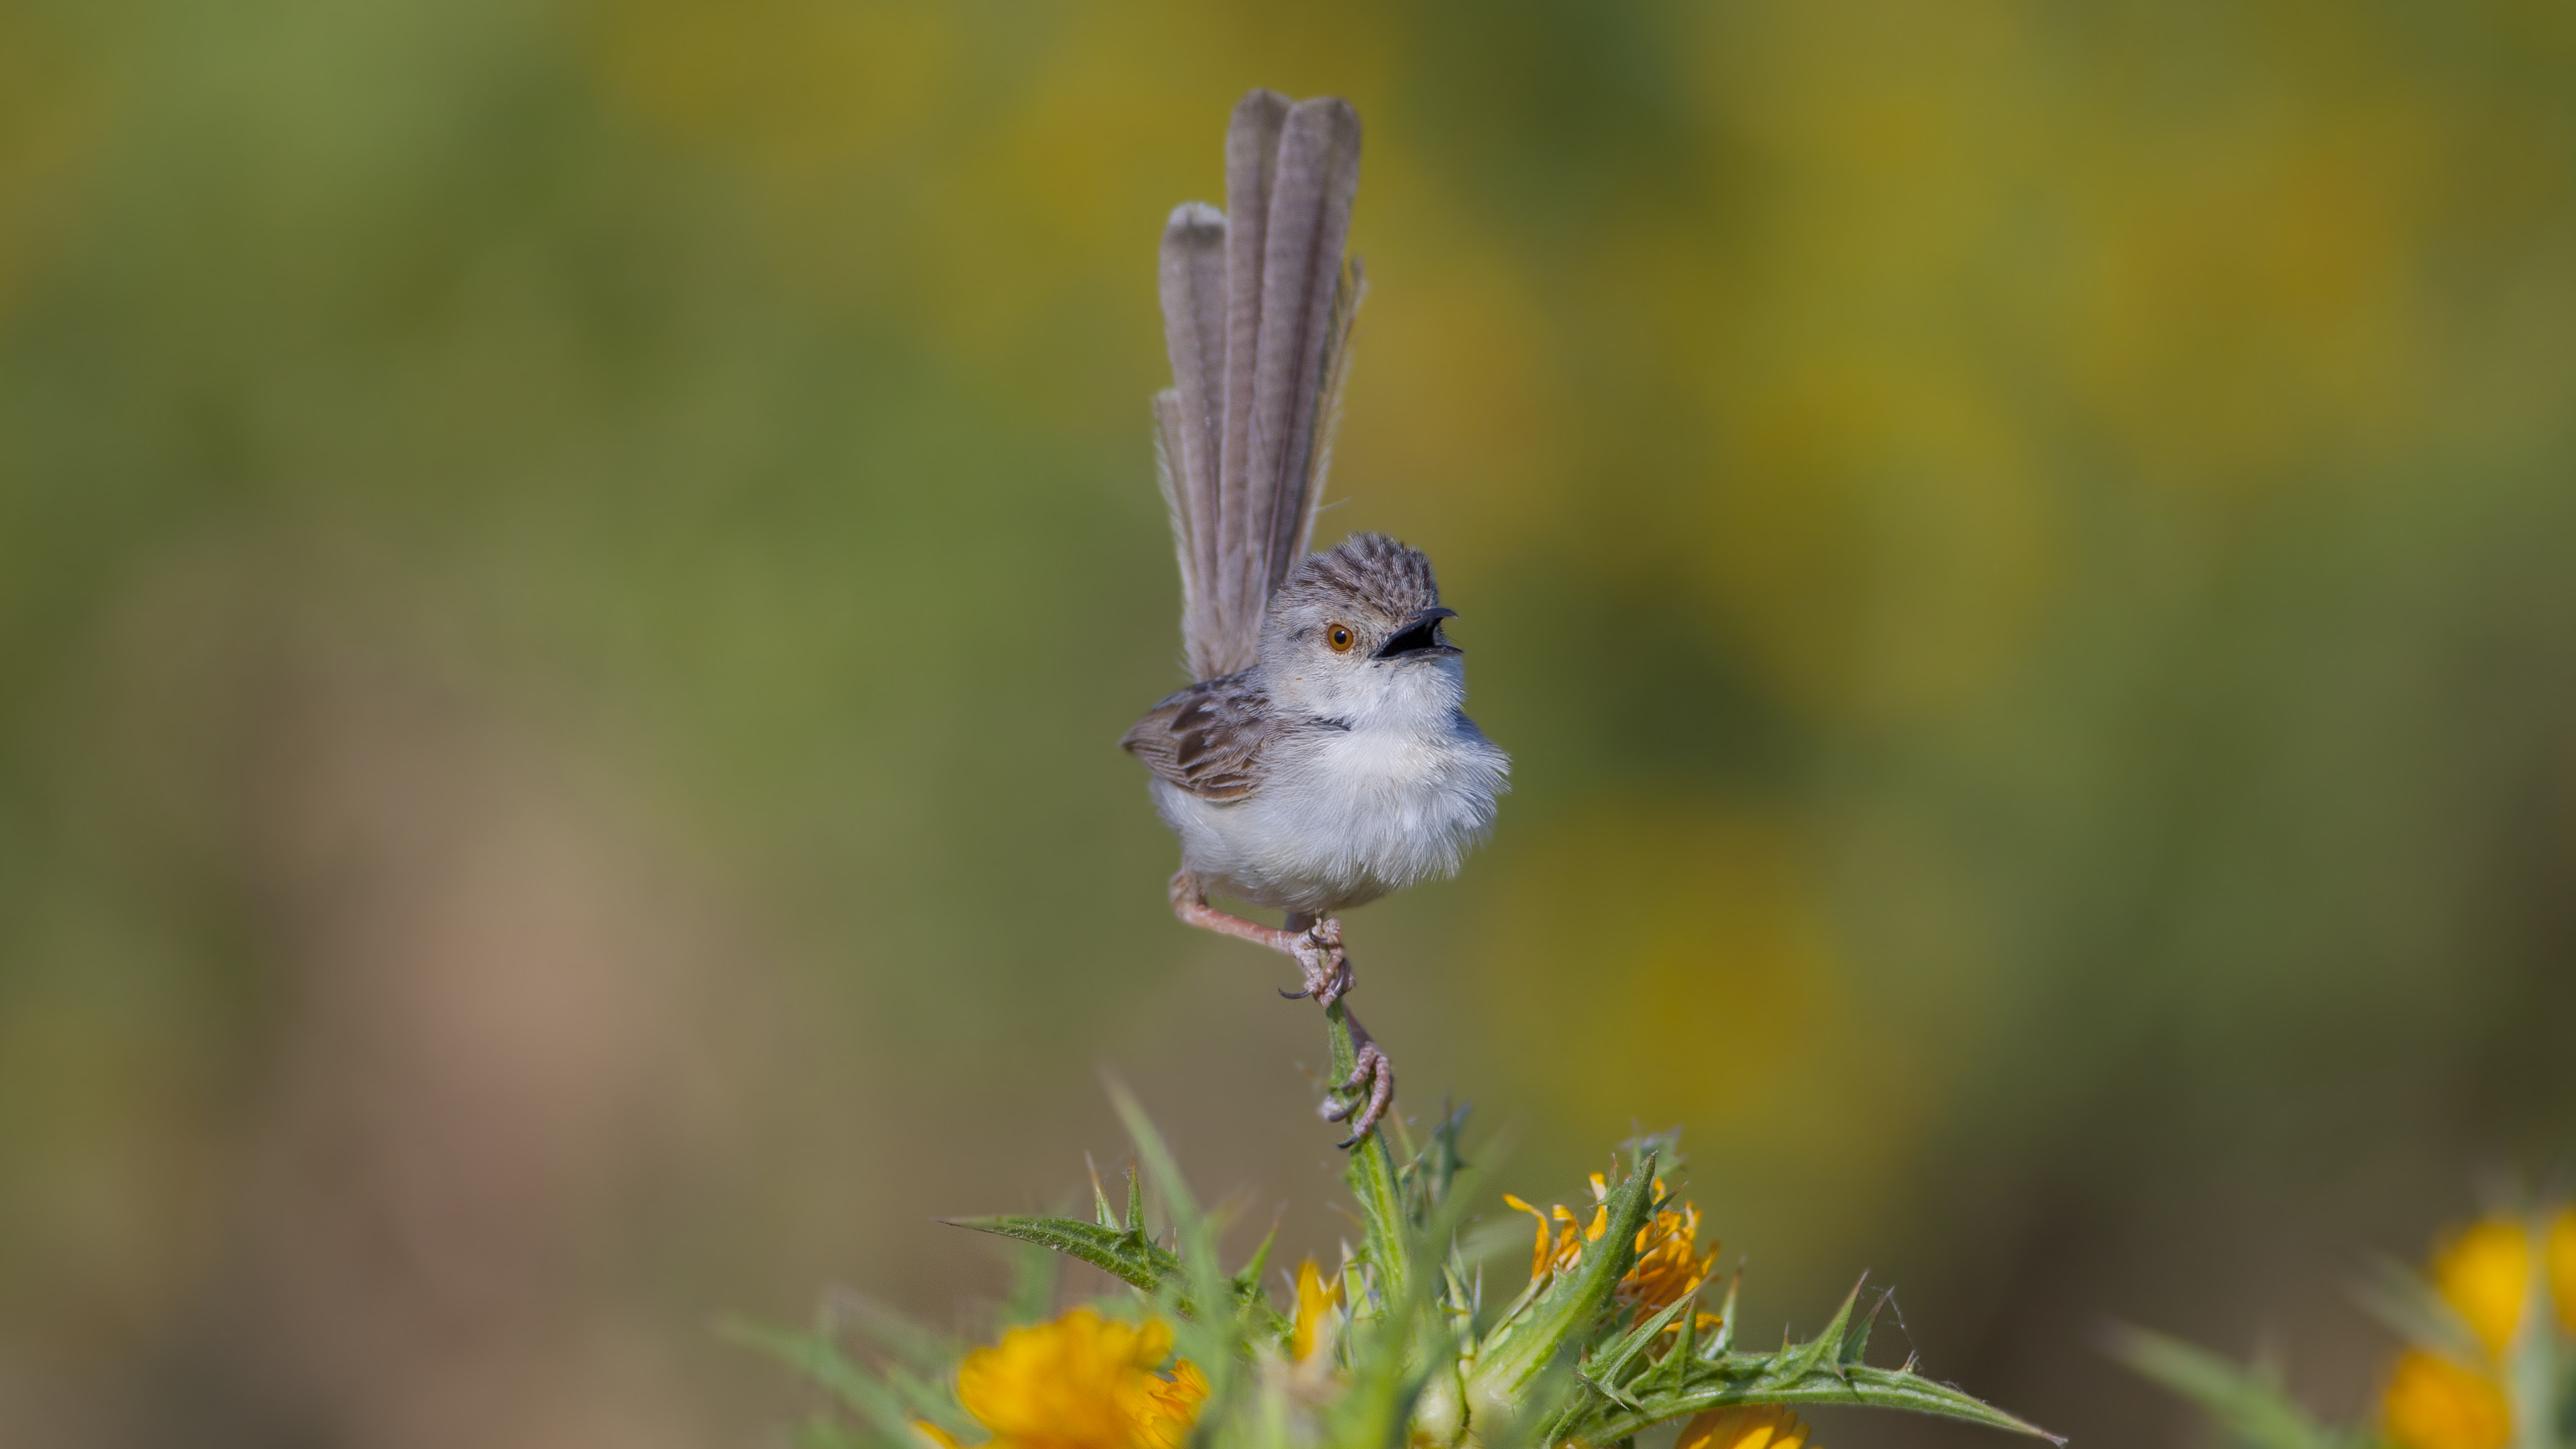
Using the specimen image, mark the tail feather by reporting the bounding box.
[1152,389,1216,680]
[1155,89,1364,682]
[1247,97,1362,608]
[1292,254,1366,572]
[1157,203,1227,674]
[1216,91,1290,672]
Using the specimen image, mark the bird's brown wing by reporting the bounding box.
[1120,676,1279,802]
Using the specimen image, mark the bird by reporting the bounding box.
[1119,89,1509,1143]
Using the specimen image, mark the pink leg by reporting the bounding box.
[1167,872,1351,1006]
[1168,871,1387,1143]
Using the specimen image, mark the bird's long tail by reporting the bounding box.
[1154,91,1364,682]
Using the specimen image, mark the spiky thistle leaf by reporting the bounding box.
[1462,1148,1661,1421]
[1548,1281,2056,1446]
[1562,1352,2059,1444]
[2107,1326,2360,1449]
[2352,1254,2492,1366]
[720,1313,971,1447]
[943,1214,1183,1295]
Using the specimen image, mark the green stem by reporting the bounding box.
[1327,998,1411,1305]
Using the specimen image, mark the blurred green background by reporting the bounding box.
[5,1,2574,1445]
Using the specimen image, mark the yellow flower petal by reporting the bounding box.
[1502,1194,1554,1284]
[2431,1220,2530,1358]
[1291,1258,1344,1363]
[2383,1349,2511,1449]
[1503,1182,1720,1322]
[953,1307,1206,1449]
[1623,1199,1718,1314]
[1136,1357,1207,1448]
[912,1421,971,1449]
[1676,1404,1819,1449]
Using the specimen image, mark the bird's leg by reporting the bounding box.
[1167,871,1304,951]
[1166,872,1350,1006]
[1168,871,1388,1144]
[1320,1003,1395,1146]
[1286,909,1389,1144]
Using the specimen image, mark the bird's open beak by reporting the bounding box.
[1375,606,1461,659]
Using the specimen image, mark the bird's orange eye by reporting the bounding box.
[1326,624,1355,653]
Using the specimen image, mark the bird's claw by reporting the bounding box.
[1321,1034,1395,1146]
[1283,919,1352,1007]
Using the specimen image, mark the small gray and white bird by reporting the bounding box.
[1120,89,1509,1142]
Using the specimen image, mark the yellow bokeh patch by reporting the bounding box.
[1477,806,1919,1171]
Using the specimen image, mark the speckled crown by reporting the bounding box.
[1271,533,1442,623]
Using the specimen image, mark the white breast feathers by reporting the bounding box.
[1152,710,1508,919]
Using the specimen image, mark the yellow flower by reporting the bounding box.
[918,1308,1208,1449]
[2383,1349,2511,1449]
[1501,1186,1601,1283]
[1674,1403,1819,1449]
[1291,1258,1344,1363]
[1503,1175,1720,1326]
[2377,1207,2576,1449]
[1625,1194,1717,1314]
[2430,1219,2531,1357]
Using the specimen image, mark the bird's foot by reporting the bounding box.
[1165,880,1391,1143]
[1320,1009,1395,1146]
[1277,917,1352,1008]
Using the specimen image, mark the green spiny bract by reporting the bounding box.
[738,1014,2054,1449]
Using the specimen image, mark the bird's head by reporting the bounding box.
[1258,533,1466,723]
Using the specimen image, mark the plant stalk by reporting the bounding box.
[1326,998,1410,1303]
